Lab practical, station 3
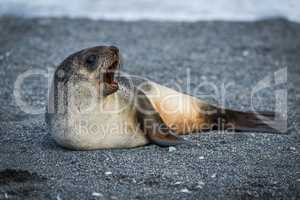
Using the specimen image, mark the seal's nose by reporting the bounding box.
[109,46,119,54]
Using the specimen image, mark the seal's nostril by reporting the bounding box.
[109,46,119,53]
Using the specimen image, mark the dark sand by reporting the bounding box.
[0,17,299,199]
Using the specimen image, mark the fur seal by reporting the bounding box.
[46,46,285,150]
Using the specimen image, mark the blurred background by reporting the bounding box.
[1,0,300,22]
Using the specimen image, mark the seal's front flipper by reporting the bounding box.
[135,89,185,147]
[148,134,184,147]
[145,123,186,147]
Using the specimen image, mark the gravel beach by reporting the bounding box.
[0,17,299,199]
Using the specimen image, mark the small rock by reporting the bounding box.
[290,147,296,151]
[242,50,249,56]
[211,173,217,178]
[92,192,103,197]
[4,193,8,199]
[199,156,204,160]
[105,171,112,175]
[196,181,205,189]
[132,178,136,183]
[296,179,300,182]
[174,181,182,185]
[168,146,176,152]
[200,75,207,81]
[57,194,62,200]
[5,51,11,57]
[180,188,191,193]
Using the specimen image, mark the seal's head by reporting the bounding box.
[55,45,120,96]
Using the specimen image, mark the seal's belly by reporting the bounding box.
[50,91,148,150]
[67,111,147,149]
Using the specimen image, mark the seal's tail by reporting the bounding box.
[213,108,287,133]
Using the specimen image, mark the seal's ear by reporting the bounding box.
[135,89,186,147]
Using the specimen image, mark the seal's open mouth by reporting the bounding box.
[103,60,119,89]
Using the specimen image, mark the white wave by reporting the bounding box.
[1,0,300,22]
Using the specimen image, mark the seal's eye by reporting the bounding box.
[85,55,98,70]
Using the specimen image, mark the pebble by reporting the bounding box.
[174,181,182,185]
[168,146,176,152]
[5,51,11,57]
[105,171,112,175]
[200,75,207,81]
[196,181,205,189]
[180,188,191,193]
[199,156,204,160]
[290,147,296,151]
[211,173,217,178]
[242,50,249,56]
[92,192,103,197]
[57,194,62,200]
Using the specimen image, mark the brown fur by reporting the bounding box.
[47,46,285,150]
[139,81,213,134]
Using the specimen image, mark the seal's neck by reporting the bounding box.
[98,90,131,114]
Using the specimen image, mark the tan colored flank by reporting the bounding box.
[143,81,210,134]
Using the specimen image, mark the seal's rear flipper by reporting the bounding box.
[219,109,287,133]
